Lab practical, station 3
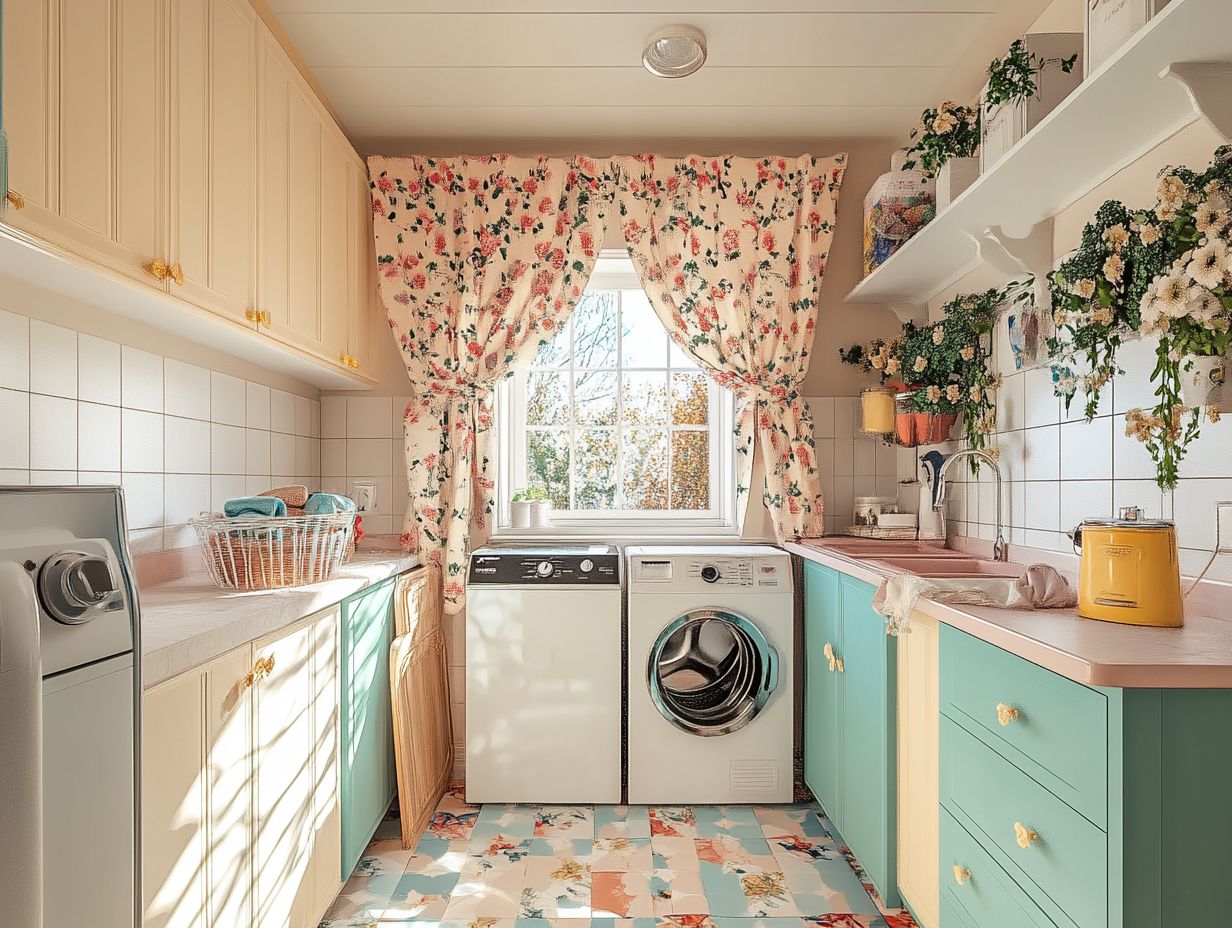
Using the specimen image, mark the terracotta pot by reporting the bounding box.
[927,413,958,444]
[895,412,916,446]
[912,412,932,445]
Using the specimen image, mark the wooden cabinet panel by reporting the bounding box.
[802,561,841,825]
[206,0,257,316]
[312,608,343,913]
[897,611,940,928]
[206,647,256,928]
[170,0,211,303]
[142,670,208,928]
[57,0,112,244]
[286,89,322,349]
[320,135,350,362]
[2,0,52,211]
[258,31,291,331]
[349,161,376,373]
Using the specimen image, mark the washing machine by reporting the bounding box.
[465,545,622,803]
[626,545,793,803]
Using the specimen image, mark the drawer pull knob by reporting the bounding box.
[1013,822,1039,849]
[6,190,26,209]
[169,263,185,286]
[953,865,971,886]
[823,641,836,672]
[146,258,169,281]
[835,657,844,673]
[245,309,259,324]
[996,703,1020,726]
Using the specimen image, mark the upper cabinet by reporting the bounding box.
[1,0,377,385]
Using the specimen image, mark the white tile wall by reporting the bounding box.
[0,307,322,554]
[807,395,905,536]
[925,329,1232,580]
[317,394,406,536]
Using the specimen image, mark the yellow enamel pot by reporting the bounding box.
[1071,508,1183,628]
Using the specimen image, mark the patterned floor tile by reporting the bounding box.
[591,871,655,918]
[650,836,699,870]
[648,808,697,838]
[650,868,709,915]
[534,807,596,839]
[596,806,652,840]
[325,792,915,928]
[592,837,653,872]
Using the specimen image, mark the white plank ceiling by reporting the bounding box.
[267,0,1054,151]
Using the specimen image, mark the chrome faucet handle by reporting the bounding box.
[993,533,1009,562]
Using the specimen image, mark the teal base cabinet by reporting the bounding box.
[802,561,899,909]
[940,624,1232,928]
[339,576,399,878]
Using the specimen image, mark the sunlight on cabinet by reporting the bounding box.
[1,0,50,212]
[207,647,256,928]
[897,611,940,928]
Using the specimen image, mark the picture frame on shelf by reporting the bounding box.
[1085,0,1172,75]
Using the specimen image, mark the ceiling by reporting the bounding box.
[266,0,1053,153]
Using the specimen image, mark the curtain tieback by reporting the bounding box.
[725,375,804,408]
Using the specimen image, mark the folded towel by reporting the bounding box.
[223,496,287,519]
[261,485,309,507]
[1009,564,1078,609]
[303,492,356,515]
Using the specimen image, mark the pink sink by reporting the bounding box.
[873,556,1023,578]
[811,539,967,558]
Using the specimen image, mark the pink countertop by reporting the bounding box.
[785,538,1232,689]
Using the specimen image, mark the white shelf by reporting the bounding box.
[846,0,1231,308]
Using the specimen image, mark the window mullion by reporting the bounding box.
[614,291,625,509]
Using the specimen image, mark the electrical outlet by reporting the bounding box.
[352,479,377,513]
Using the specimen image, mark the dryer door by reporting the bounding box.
[647,609,778,737]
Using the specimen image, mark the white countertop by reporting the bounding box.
[786,539,1232,689]
[138,551,418,689]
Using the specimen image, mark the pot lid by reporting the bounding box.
[1081,506,1174,529]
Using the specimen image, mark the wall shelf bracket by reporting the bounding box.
[887,302,926,324]
[1163,61,1232,141]
[970,220,1054,312]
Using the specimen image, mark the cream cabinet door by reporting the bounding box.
[896,612,940,928]
[41,0,166,284]
[142,670,208,928]
[257,26,291,334]
[171,0,257,322]
[206,646,257,928]
[319,134,351,365]
[253,607,341,928]
[1,0,52,218]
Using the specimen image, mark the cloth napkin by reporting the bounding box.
[873,564,1077,635]
[223,495,287,518]
[303,492,357,515]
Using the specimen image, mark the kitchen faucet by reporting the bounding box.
[932,448,1009,562]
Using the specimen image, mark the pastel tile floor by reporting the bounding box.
[320,787,916,928]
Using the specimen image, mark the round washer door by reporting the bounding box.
[647,608,779,737]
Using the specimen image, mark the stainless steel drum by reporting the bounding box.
[647,608,778,737]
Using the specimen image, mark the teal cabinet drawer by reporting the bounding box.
[941,808,1058,928]
[942,718,1106,928]
[940,625,1107,826]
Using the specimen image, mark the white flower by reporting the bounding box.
[1187,239,1229,290]
[1195,195,1230,235]
[1104,224,1129,249]
[1103,254,1125,283]
[913,355,928,373]
[1156,270,1191,318]
[1158,174,1188,210]
[959,346,975,362]
[926,385,942,403]
[1137,222,1161,245]
[1072,278,1096,300]
[1186,286,1224,325]
[932,326,945,345]
[945,384,962,402]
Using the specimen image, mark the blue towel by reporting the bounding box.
[303,493,356,515]
[223,496,287,518]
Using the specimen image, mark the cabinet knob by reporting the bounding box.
[996,703,1020,726]
[259,310,271,326]
[1013,821,1039,849]
[244,655,276,689]
[169,262,185,286]
[835,657,844,673]
[245,309,259,324]
[953,865,971,886]
[146,258,169,281]
[5,190,26,210]
[823,641,836,672]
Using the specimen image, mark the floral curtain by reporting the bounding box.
[612,154,847,540]
[369,155,609,612]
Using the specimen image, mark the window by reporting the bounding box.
[497,254,735,532]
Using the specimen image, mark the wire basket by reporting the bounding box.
[191,512,357,591]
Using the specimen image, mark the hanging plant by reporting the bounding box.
[1125,147,1232,488]
[984,38,1078,112]
[901,101,981,180]
[838,336,904,384]
[1046,200,1169,419]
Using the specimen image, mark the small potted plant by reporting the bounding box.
[510,487,553,529]
[901,101,981,210]
[980,35,1081,171]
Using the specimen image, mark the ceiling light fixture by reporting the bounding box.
[642,25,707,79]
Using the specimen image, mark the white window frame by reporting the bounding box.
[493,254,738,538]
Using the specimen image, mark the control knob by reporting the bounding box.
[579,559,594,573]
[700,564,720,583]
[535,560,555,578]
[39,551,119,624]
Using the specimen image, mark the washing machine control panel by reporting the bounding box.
[632,555,788,590]
[468,546,621,585]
